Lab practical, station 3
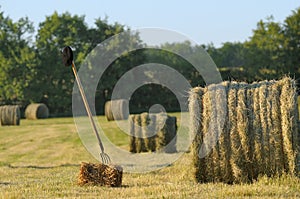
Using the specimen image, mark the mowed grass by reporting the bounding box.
[0,114,299,198]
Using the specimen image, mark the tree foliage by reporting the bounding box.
[0,11,36,106]
[1,7,300,115]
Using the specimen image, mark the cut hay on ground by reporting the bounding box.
[189,77,299,184]
[78,162,123,187]
[25,103,49,120]
[104,99,129,121]
[129,112,177,153]
[0,105,20,126]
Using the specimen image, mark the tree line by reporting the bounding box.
[0,8,299,116]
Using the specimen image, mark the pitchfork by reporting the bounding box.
[62,46,111,164]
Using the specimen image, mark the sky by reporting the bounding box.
[0,0,299,47]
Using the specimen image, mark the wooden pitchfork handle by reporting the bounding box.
[71,61,105,153]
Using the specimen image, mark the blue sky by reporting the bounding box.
[0,1,299,47]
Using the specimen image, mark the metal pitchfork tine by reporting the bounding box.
[62,46,111,164]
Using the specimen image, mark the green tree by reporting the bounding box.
[0,11,37,106]
[244,17,286,80]
[283,8,300,76]
[35,12,145,116]
[35,12,90,116]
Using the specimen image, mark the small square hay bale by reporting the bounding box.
[78,162,123,187]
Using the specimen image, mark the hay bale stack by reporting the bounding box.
[141,113,157,152]
[104,99,129,121]
[25,103,49,119]
[190,77,299,184]
[78,162,123,187]
[129,115,136,153]
[156,114,177,153]
[148,114,157,152]
[0,105,20,126]
[128,112,177,153]
[134,114,147,153]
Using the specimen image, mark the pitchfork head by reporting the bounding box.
[100,152,111,165]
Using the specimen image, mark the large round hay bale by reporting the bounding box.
[105,99,129,121]
[0,105,20,126]
[25,103,49,120]
[189,77,299,184]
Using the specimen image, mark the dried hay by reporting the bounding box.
[141,112,156,152]
[156,113,177,153]
[0,105,20,126]
[104,99,129,121]
[25,103,49,120]
[129,114,136,153]
[280,77,298,174]
[189,86,206,182]
[134,114,147,153]
[78,162,123,187]
[128,112,177,153]
[189,77,299,184]
[148,114,157,152]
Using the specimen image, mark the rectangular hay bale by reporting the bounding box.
[78,162,123,187]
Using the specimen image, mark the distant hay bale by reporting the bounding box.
[25,103,49,120]
[104,99,129,121]
[128,112,177,153]
[148,114,157,152]
[78,162,123,187]
[156,113,177,153]
[129,115,136,153]
[0,105,20,126]
[189,77,299,184]
[141,113,156,152]
[134,114,147,153]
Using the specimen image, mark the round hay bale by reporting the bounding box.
[25,103,49,120]
[190,77,299,184]
[105,99,129,121]
[0,105,20,126]
[269,81,285,174]
[279,77,298,174]
[189,87,207,183]
[217,81,233,183]
[236,83,251,181]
